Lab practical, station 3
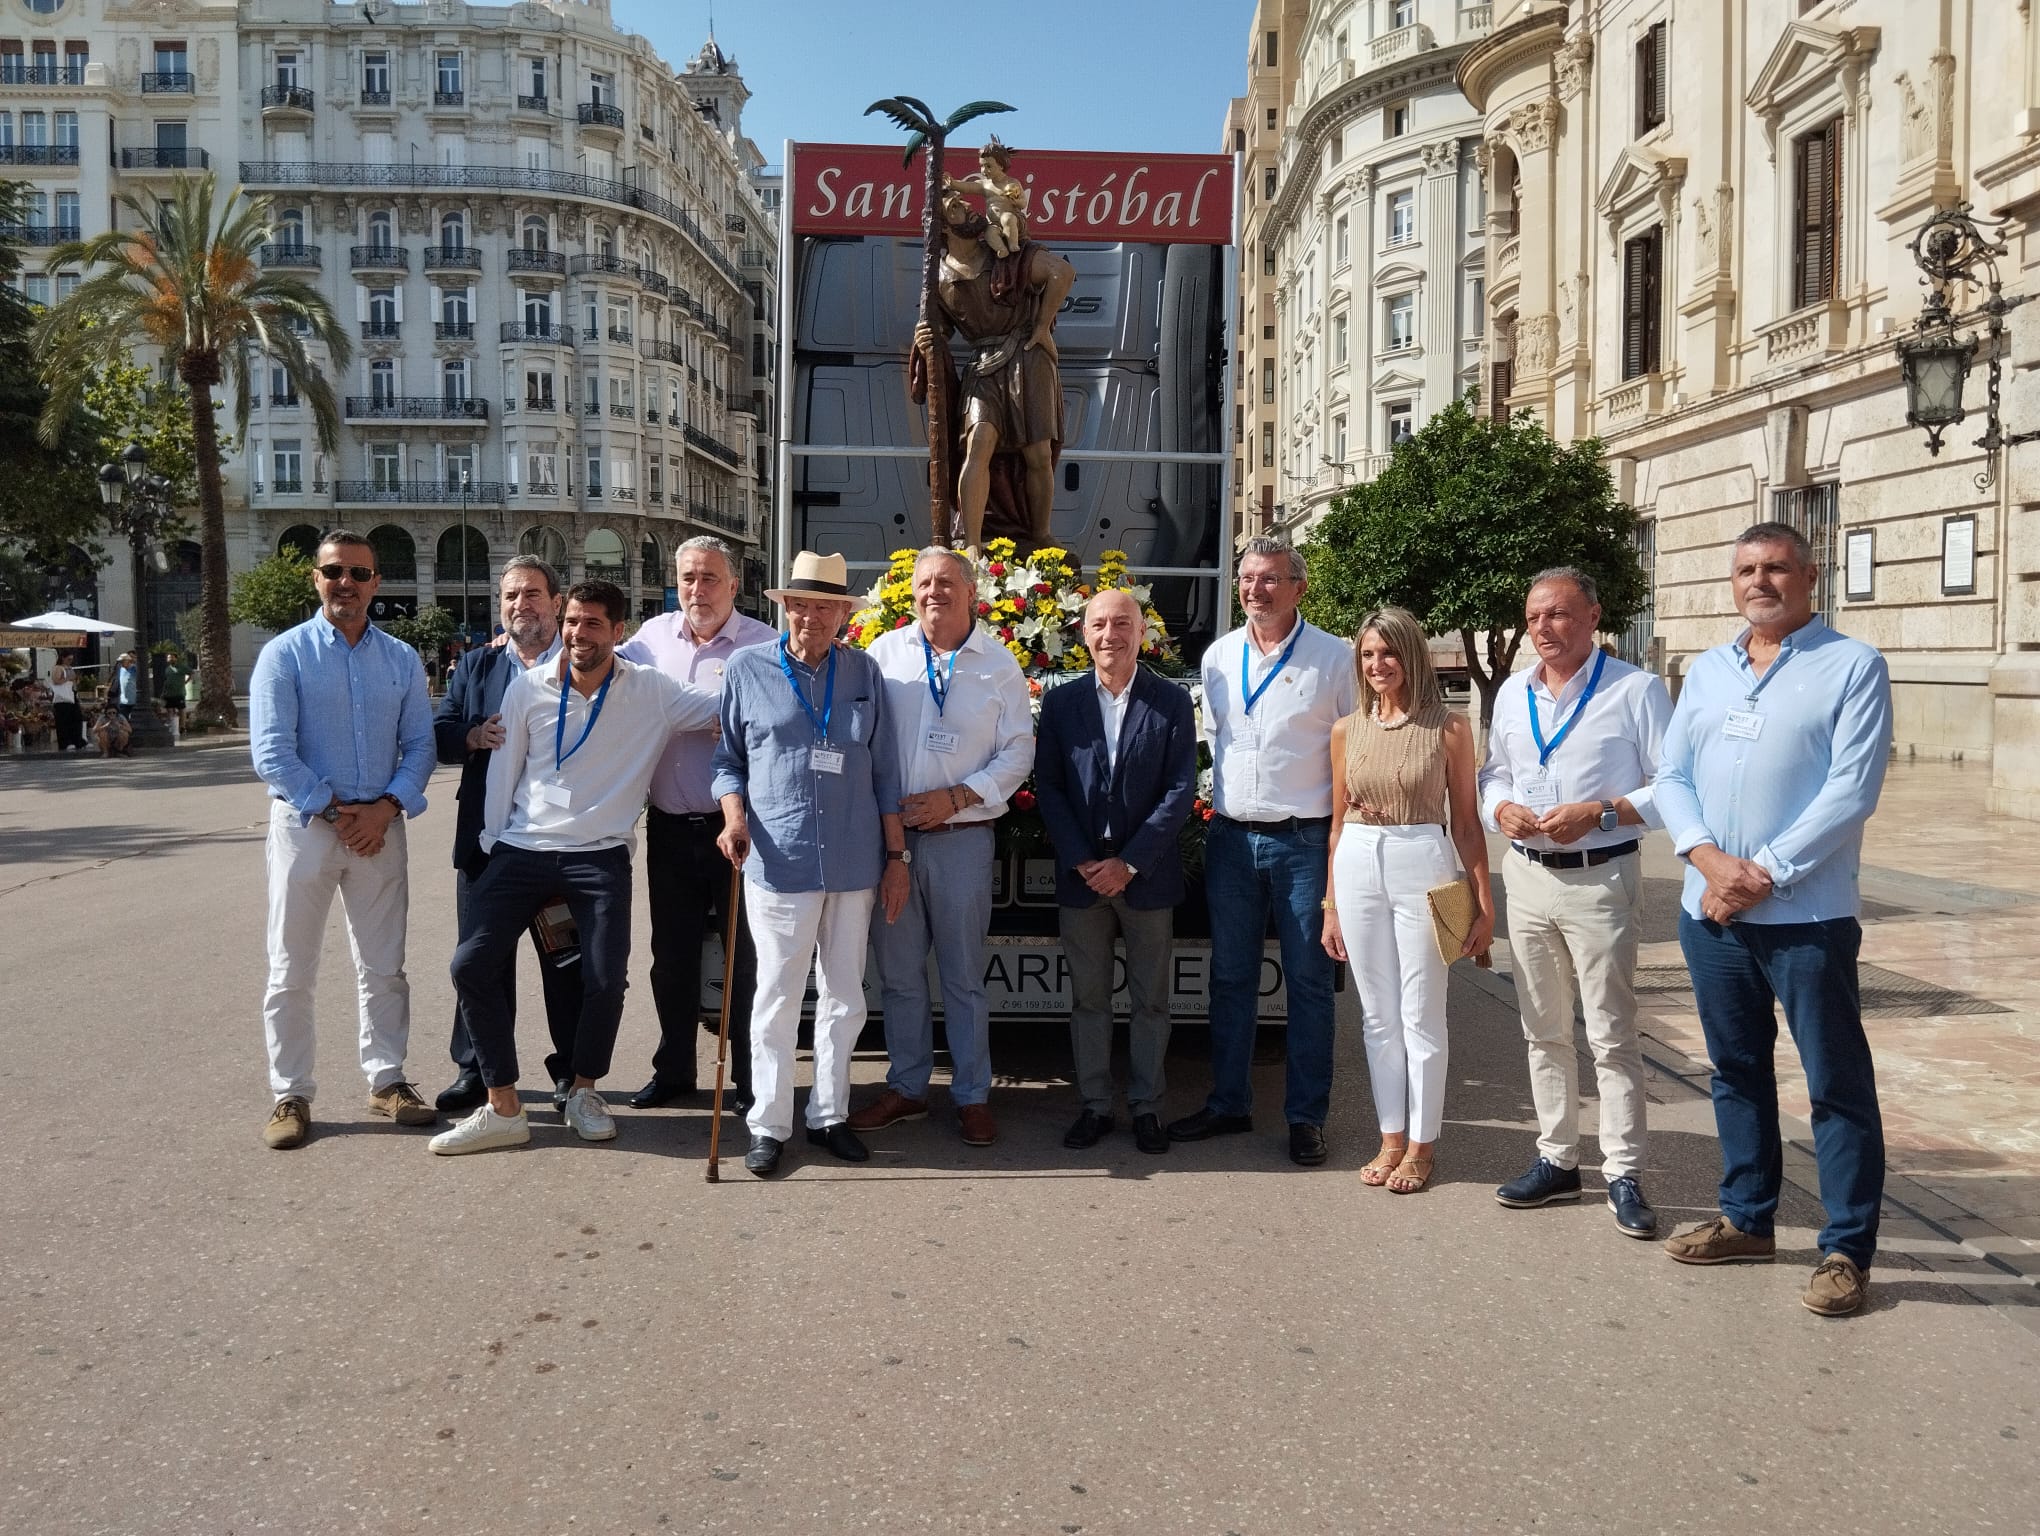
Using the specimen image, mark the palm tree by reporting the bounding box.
[33,172,350,727]
[864,95,1011,546]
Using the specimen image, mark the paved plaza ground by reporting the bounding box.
[2,746,2036,1534]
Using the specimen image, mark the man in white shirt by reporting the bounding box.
[1170,536,1359,1166]
[1477,567,1672,1236]
[431,580,719,1155]
[848,547,1035,1148]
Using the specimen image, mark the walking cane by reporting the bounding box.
[704,863,744,1183]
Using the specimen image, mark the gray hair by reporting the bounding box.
[676,534,739,578]
[318,527,373,557]
[1528,565,1599,606]
[1239,535,1306,582]
[500,553,561,596]
[1733,521,1815,567]
[914,545,977,583]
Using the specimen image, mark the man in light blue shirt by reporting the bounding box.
[1653,521,1892,1316]
[249,530,436,1151]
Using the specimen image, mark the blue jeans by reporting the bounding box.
[1679,913,1884,1269]
[871,824,996,1105]
[1203,815,1336,1126]
[450,844,633,1089]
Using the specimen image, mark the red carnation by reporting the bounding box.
[988,561,1006,577]
[999,626,1014,641]
[1033,651,1050,668]
[1032,582,1051,596]
[1200,805,1214,822]
[894,616,911,628]
[1014,789,1037,813]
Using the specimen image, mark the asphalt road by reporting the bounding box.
[2,752,2035,1535]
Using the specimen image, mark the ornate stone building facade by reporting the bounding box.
[1459,0,2040,815]
[1227,0,1494,539]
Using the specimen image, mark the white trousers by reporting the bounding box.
[1501,847,1648,1179]
[744,884,878,1142]
[262,800,412,1102]
[1333,823,1456,1142]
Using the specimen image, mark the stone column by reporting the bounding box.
[1504,94,1562,429]
[1419,139,1464,416]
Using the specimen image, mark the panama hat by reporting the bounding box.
[765,551,853,605]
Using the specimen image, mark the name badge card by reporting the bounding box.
[1521,772,1561,813]
[810,746,846,775]
[926,729,959,755]
[534,780,573,810]
[1722,710,1764,742]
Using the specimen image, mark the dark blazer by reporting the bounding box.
[434,642,548,873]
[1035,666,1199,910]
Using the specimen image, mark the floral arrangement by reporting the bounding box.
[847,539,1181,676]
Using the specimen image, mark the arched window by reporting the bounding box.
[278,207,305,252]
[435,524,488,584]
[521,214,549,252]
[440,210,465,251]
[639,533,662,585]
[278,524,321,561]
[368,209,394,251]
[368,523,416,582]
[583,527,626,580]
[518,524,567,571]
[594,225,615,259]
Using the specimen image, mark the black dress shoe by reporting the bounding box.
[743,1135,785,1177]
[552,1076,573,1109]
[1062,1108,1114,1149]
[628,1076,696,1110]
[1166,1107,1254,1142]
[805,1123,870,1162]
[435,1070,485,1113]
[1132,1113,1169,1155]
[1288,1122,1328,1166]
[1607,1175,1659,1238]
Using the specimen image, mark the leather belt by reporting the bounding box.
[649,808,721,827]
[1514,839,1640,870]
[1213,813,1332,834]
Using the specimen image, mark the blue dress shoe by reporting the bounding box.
[1495,1157,1583,1207]
[1607,1175,1659,1238]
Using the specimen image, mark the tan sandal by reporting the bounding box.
[1387,1151,1434,1194]
[1360,1144,1407,1186]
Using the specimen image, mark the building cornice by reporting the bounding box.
[1455,5,1568,113]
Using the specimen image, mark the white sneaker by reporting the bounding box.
[562,1086,618,1142]
[428,1103,531,1156]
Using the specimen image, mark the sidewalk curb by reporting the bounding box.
[1461,943,2040,1313]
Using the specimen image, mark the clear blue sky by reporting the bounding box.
[611,0,1250,163]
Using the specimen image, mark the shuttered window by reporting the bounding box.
[1635,22,1667,137]
[1489,359,1513,419]
[1793,118,1842,309]
[1621,226,1662,380]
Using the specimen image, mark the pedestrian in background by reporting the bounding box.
[113,652,137,719]
[88,696,131,757]
[49,653,83,751]
[1322,606,1492,1194]
[159,649,188,737]
[1477,568,1671,1238]
[1655,522,1892,1317]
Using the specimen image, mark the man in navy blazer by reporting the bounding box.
[429,556,583,1112]
[1035,589,1199,1154]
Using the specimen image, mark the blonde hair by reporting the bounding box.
[1353,607,1444,719]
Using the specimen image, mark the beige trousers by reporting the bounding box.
[1501,847,1647,1180]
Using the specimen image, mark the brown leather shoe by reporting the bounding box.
[958,1103,997,1147]
[1803,1253,1869,1316]
[846,1089,928,1132]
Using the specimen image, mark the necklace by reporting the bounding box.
[1371,701,1412,730]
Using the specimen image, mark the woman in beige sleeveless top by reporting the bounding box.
[1321,607,1494,1192]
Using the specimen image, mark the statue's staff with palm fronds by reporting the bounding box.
[33,174,350,729]
[865,95,1012,549]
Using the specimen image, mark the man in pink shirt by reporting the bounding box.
[617,536,777,1111]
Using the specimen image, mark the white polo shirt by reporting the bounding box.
[867,620,1036,821]
[1201,614,1358,821]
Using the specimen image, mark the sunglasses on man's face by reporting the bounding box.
[317,564,377,583]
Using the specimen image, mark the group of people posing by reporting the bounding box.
[248,520,1892,1319]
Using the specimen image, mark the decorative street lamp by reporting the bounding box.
[1898,202,2040,488]
[458,467,473,643]
[96,444,178,749]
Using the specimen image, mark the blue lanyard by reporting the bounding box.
[778,639,835,743]
[554,661,614,770]
[1527,649,1606,768]
[922,632,957,716]
[1241,623,1304,716]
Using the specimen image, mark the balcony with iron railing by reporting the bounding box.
[359,88,391,107]
[583,400,602,416]
[121,147,207,171]
[611,484,636,501]
[335,478,505,505]
[507,248,566,277]
[359,319,401,339]
[432,89,466,108]
[578,101,625,132]
[423,244,482,271]
[499,320,574,345]
[140,72,194,94]
[515,93,548,112]
[607,326,632,345]
[640,338,686,366]
[259,241,320,268]
[0,222,77,245]
[609,402,634,419]
[239,161,747,287]
[683,423,742,467]
[345,395,489,422]
[261,85,315,114]
[0,63,87,87]
[689,499,746,536]
[641,270,670,298]
[435,320,474,340]
[518,395,557,413]
[350,244,407,271]
[0,144,79,167]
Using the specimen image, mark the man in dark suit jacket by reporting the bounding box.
[1035,589,1199,1155]
[430,556,584,1112]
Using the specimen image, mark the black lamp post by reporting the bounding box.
[97,445,176,749]
[1898,202,2040,489]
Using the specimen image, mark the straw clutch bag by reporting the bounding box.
[1426,879,1492,970]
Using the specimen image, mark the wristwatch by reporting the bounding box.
[319,802,342,824]
[378,793,403,814]
[887,849,913,865]
[1598,800,1619,833]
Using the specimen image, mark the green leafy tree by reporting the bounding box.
[1299,393,1646,727]
[380,604,456,663]
[228,552,317,634]
[32,172,351,727]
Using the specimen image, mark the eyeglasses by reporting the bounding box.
[316,564,377,583]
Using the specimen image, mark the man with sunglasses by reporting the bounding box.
[250,530,437,1150]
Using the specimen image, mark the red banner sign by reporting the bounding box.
[790,142,1234,245]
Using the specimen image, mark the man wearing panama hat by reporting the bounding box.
[712,552,911,1177]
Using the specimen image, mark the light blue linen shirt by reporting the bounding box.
[1654,617,1891,924]
[250,611,435,821]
